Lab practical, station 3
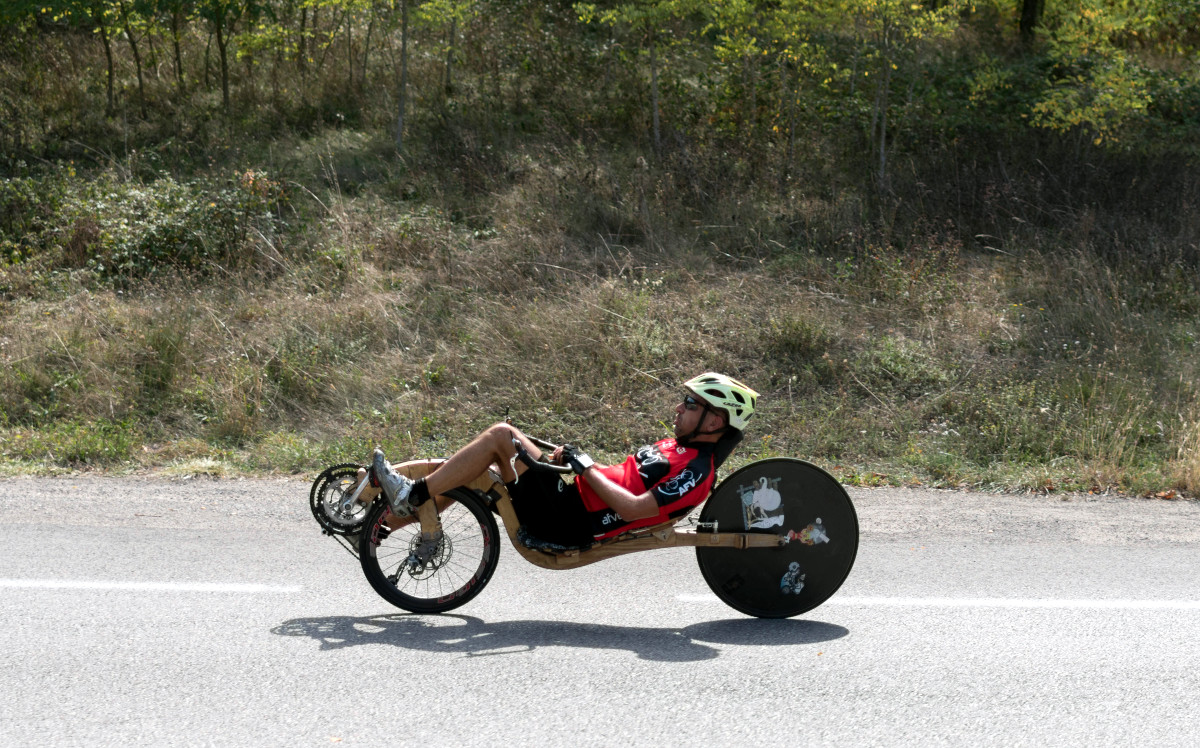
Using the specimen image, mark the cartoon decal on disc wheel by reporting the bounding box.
[780,562,806,595]
[787,518,830,545]
[696,458,859,618]
[740,476,785,530]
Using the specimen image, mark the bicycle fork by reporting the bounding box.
[341,468,378,514]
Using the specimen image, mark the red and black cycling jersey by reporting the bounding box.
[576,437,717,540]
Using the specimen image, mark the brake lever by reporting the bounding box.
[510,431,541,470]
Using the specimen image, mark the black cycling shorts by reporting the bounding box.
[506,469,595,547]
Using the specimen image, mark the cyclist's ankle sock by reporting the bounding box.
[409,478,431,507]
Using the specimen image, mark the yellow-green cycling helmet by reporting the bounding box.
[684,372,759,431]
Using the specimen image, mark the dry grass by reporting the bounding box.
[1175,418,1200,495]
[2,142,1198,498]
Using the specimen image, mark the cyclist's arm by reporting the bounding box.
[577,467,659,521]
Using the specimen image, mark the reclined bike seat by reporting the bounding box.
[516,525,594,553]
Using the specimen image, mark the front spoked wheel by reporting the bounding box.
[359,488,500,614]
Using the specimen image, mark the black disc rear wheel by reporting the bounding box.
[696,458,859,619]
[359,488,500,614]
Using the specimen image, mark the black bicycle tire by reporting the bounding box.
[309,462,368,535]
[359,488,501,614]
[695,458,859,619]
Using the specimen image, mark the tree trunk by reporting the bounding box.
[744,53,756,136]
[649,36,661,156]
[346,6,354,92]
[396,0,409,151]
[204,31,212,91]
[216,19,230,113]
[146,25,159,75]
[242,46,255,108]
[784,58,797,190]
[1020,0,1044,42]
[873,15,893,197]
[96,8,116,115]
[298,5,308,74]
[317,9,344,75]
[491,50,501,103]
[849,28,861,96]
[271,33,282,104]
[297,5,310,101]
[444,17,456,95]
[877,64,890,194]
[362,7,376,91]
[171,6,186,94]
[116,0,147,118]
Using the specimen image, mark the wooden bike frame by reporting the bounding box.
[380,459,787,571]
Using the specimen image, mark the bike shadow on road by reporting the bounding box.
[271,614,848,662]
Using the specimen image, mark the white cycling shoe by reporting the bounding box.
[371,448,416,517]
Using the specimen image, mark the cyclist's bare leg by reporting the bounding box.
[374,423,540,532]
[423,422,542,497]
[381,494,456,531]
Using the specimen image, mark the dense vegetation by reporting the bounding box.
[1,0,1198,496]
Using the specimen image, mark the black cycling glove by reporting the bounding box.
[560,444,595,475]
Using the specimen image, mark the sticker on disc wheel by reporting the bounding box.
[696,458,859,618]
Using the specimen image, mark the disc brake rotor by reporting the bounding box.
[401,533,452,580]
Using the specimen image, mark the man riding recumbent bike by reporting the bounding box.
[308,373,858,619]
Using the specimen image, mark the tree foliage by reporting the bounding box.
[4,0,1200,180]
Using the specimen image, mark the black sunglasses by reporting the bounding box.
[682,394,704,410]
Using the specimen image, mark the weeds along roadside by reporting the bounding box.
[0,150,1198,498]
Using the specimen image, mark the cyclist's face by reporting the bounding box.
[674,394,704,434]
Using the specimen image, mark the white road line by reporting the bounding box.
[0,579,301,593]
[678,593,1200,610]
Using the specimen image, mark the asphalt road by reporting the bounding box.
[2,477,1199,746]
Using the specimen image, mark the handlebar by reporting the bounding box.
[527,435,561,452]
[512,433,574,474]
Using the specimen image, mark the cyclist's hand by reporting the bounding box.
[560,444,595,475]
[550,446,565,464]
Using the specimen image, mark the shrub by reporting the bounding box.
[0,172,69,264]
[3,166,289,284]
[0,358,60,425]
[852,337,950,400]
[1,419,140,465]
[762,315,839,391]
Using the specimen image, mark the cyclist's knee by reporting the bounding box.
[484,422,519,450]
[484,422,514,437]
